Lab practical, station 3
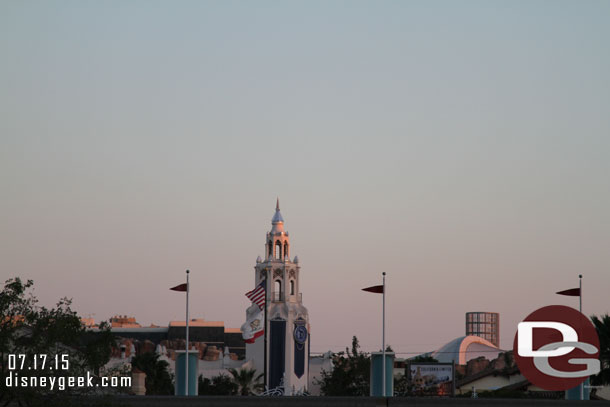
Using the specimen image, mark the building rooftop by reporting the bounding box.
[431,335,503,365]
[169,318,224,328]
[110,315,142,328]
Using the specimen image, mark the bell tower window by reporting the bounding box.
[290,280,295,295]
[275,240,282,259]
[284,242,289,258]
[274,279,282,301]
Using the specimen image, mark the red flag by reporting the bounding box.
[362,285,384,294]
[556,288,580,296]
[170,283,187,292]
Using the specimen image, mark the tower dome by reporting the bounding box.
[270,198,285,234]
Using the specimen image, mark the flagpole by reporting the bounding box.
[579,274,582,313]
[382,271,386,397]
[579,274,583,401]
[264,270,268,391]
[185,269,190,396]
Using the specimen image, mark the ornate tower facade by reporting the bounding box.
[245,200,310,393]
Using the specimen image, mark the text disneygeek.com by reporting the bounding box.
[5,372,131,391]
[5,354,130,391]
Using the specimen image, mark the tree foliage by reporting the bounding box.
[227,367,263,395]
[317,336,370,396]
[410,355,438,363]
[591,314,610,385]
[0,277,115,407]
[198,373,238,395]
[394,372,408,395]
[130,352,174,395]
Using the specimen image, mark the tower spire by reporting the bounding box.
[271,198,284,225]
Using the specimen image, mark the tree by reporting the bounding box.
[227,367,263,395]
[394,372,408,395]
[591,314,610,386]
[130,352,174,395]
[81,321,114,376]
[317,336,370,396]
[410,355,438,363]
[199,373,238,395]
[0,277,115,407]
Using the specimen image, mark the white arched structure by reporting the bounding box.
[431,335,503,365]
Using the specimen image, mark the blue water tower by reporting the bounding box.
[174,350,199,396]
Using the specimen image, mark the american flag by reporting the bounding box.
[245,280,266,309]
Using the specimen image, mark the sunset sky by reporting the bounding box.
[1,1,609,356]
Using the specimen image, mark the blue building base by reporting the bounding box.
[565,379,590,400]
[370,352,394,397]
[174,350,199,396]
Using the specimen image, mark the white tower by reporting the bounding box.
[245,199,310,394]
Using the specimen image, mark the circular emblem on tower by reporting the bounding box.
[294,325,308,344]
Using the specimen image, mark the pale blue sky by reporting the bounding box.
[1,1,609,354]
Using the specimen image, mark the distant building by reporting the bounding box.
[465,312,499,347]
[90,317,245,357]
[168,319,245,356]
[430,335,503,365]
[454,351,555,397]
[110,315,142,328]
[80,317,96,328]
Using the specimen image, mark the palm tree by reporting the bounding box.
[591,314,610,385]
[131,352,174,395]
[227,367,264,395]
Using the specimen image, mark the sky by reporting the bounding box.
[1,0,609,356]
